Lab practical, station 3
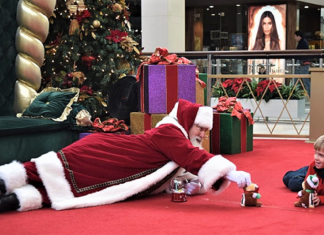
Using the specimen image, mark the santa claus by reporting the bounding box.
[0,99,251,212]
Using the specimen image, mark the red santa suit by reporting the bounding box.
[0,99,236,211]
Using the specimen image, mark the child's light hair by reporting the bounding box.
[314,135,324,150]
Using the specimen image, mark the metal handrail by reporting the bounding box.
[141,49,324,59]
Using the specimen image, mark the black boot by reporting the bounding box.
[0,179,6,194]
[0,193,19,213]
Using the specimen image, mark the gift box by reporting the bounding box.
[130,112,167,134]
[202,130,210,153]
[139,64,196,114]
[195,80,204,105]
[80,132,92,139]
[211,111,253,154]
[198,73,208,105]
[130,112,210,152]
[79,130,130,140]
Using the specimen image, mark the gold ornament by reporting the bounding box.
[77,0,86,12]
[119,0,126,9]
[118,59,131,70]
[120,36,140,54]
[93,20,100,28]
[72,71,85,85]
[69,19,80,35]
[69,5,78,15]
[111,3,123,12]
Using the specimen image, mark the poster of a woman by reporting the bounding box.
[248,5,286,78]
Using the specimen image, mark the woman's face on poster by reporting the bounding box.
[262,16,272,35]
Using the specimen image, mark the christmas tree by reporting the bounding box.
[41,0,141,119]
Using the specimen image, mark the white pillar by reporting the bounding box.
[141,0,185,52]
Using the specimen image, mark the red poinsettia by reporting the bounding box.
[222,78,251,94]
[76,10,92,23]
[222,79,233,89]
[80,85,93,95]
[105,30,128,43]
[214,96,254,125]
[256,80,282,97]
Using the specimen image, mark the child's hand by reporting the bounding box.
[313,192,321,206]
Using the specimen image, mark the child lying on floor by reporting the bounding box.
[284,135,324,206]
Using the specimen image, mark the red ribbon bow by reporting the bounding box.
[92,118,129,133]
[213,96,254,125]
[135,47,205,88]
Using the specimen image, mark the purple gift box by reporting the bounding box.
[79,133,92,139]
[139,64,196,114]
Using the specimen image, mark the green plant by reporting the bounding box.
[212,78,305,102]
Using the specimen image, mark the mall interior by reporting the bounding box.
[128,0,324,139]
[128,0,324,52]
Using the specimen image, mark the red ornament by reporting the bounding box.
[82,55,96,69]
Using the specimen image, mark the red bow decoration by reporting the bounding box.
[76,10,92,23]
[135,47,205,88]
[92,118,129,133]
[213,96,254,125]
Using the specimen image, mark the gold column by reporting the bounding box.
[14,0,56,113]
[309,68,324,142]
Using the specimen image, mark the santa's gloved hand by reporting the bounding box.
[225,170,251,188]
[186,179,202,195]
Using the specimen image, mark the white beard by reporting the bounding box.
[190,136,203,149]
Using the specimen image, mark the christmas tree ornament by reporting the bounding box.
[69,19,80,35]
[68,5,78,15]
[111,3,123,13]
[71,71,85,85]
[77,0,86,12]
[120,36,139,53]
[170,176,188,202]
[118,59,131,71]
[92,20,100,28]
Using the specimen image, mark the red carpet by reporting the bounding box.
[0,139,323,235]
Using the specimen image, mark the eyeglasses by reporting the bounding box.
[195,125,208,134]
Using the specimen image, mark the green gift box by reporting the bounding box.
[198,73,208,105]
[211,111,253,154]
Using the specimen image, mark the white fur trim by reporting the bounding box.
[194,106,213,130]
[31,152,74,202]
[198,155,236,195]
[14,184,42,211]
[156,116,188,138]
[32,152,179,210]
[168,102,178,119]
[0,161,27,193]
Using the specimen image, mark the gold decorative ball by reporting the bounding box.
[93,20,101,28]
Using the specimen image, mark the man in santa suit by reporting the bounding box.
[0,99,251,213]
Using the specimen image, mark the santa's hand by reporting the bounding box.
[186,179,202,195]
[225,171,251,188]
